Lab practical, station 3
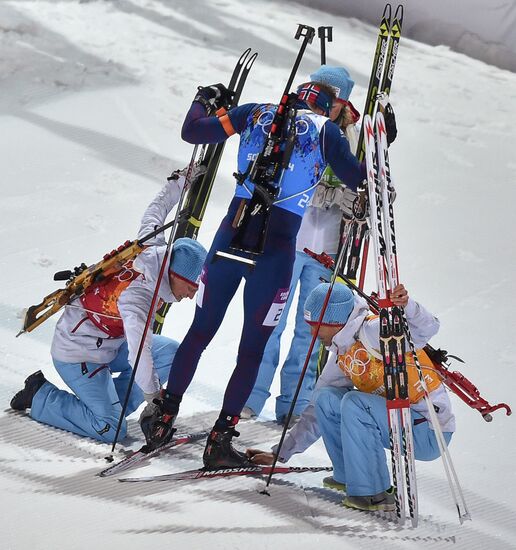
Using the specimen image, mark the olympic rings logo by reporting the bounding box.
[256,110,274,135]
[339,347,371,377]
[256,110,310,136]
[115,261,136,283]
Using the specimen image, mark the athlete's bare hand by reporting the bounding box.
[246,448,276,465]
[390,284,409,307]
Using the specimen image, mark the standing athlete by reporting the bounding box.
[145,81,366,469]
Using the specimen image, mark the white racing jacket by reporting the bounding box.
[273,295,455,462]
[296,124,360,256]
[50,177,185,394]
[296,204,343,255]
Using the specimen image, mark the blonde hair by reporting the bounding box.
[336,104,355,129]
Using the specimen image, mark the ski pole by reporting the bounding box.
[318,26,332,65]
[402,318,471,523]
[261,227,352,493]
[108,148,201,457]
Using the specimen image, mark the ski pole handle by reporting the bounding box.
[285,24,315,94]
[318,26,333,65]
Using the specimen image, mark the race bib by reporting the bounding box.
[263,288,290,327]
[196,268,207,308]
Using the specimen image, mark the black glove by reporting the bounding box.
[194,83,232,110]
[384,103,397,145]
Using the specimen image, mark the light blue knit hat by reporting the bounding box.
[169,238,207,287]
[304,283,354,326]
[310,65,354,101]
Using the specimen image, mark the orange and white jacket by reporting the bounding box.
[50,176,184,394]
[274,294,455,462]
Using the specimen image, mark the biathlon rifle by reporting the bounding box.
[225,24,316,261]
[17,219,178,336]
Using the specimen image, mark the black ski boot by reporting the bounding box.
[10,371,47,411]
[140,390,181,453]
[203,414,252,470]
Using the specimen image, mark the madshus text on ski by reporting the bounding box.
[11,2,511,528]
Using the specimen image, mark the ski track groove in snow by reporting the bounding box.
[2,410,515,548]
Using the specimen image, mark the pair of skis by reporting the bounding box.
[316,4,403,377]
[118,465,332,483]
[99,431,208,478]
[153,47,257,333]
[364,111,470,525]
[364,111,416,524]
[110,50,258,449]
[99,430,331,482]
[343,3,403,285]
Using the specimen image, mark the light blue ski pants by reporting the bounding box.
[245,250,332,421]
[315,387,453,496]
[30,335,178,443]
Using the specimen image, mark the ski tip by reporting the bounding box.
[118,477,149,483]
[383,3,392,19]
[394,4,404,22]
[245,52,258,70]
[239,47,252,62]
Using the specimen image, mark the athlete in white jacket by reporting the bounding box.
[10,171,207,443]
[247,282,455,512]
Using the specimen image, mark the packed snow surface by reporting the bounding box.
[1,1,515,549]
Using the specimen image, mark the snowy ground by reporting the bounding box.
[1,1,515,549]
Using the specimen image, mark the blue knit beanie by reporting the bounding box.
[169,238,207,287]
[304,283,354,326]
[310,65,354,101]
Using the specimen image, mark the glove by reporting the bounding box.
[310,183,357,217]
[139,391,161,425]
[193,83,232,110]
[168,163,207,188]
[383,103,397,145]
[336,187,358,218]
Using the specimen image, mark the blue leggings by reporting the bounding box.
[166,201,299,416]
[31,335,177,443]
[315,388,453,496]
